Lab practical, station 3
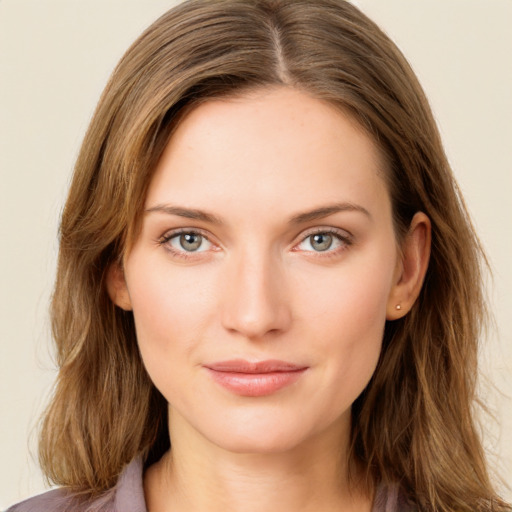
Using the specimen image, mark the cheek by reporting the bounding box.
[294,253,395,396]
[125,257,217,389]
[295,250,394,339]
[128,251,213,331]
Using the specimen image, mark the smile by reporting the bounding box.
[203,359,308,397]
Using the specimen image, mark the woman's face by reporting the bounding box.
[113,87,404,454]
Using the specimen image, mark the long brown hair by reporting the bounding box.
[39,1,509,510]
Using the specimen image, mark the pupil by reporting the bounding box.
[181,233,201,251]
[312,233,332,251]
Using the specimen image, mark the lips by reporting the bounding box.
[204,359,308,397]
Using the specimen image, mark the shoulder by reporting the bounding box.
[5,487,116,512]
[373,482,417,512]
[6,488,73,512]
[5,457,145,512]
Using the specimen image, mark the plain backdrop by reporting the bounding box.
[1,0,511,507]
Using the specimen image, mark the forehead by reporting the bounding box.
[145,86,390,226]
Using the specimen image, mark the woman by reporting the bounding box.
[7,0,510,511]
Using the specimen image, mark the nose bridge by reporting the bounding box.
[221,243,291,339]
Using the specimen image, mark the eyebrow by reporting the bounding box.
[145,202,371,225]
[145,204,224,225]
[288,202,371,225]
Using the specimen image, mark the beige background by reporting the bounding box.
[1,0,510,507]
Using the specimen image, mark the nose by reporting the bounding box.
[220,248,292,340]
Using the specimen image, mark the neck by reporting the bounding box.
[144,410,373,512]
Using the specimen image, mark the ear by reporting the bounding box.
[386,212,431,320]
[106,262,133,311]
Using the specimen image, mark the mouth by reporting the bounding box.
[203,359,308,397]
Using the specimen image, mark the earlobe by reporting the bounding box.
[386,212,431,320]
[106,263,133,311]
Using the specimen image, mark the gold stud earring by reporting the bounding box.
[395,304,402,310]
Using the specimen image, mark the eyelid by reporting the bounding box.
[160,227,215,243]
[158,226,353,259]
[158,227,220,258]
[294,226,353,244]
[291,226,354,255]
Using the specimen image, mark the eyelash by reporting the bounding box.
[159,228,216,261]
[158,227,353,261]
[294,228,353,259]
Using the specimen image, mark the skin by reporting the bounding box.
[108,87,430,512]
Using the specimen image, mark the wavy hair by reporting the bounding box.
[39,1,509,510]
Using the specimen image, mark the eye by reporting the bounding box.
[162,230,214,254]
[295,229,351,254]
[306,233,335,252]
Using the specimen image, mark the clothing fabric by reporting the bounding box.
[7,457,414,511]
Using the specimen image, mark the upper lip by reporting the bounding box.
[204,359,307,373]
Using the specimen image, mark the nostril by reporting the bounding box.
[220,291,292,339]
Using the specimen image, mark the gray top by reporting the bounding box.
[7,458,414,511]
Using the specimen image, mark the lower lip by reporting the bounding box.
[205,369,307,397]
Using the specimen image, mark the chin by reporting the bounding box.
[211,427,307,455]
[199,409,333,456]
